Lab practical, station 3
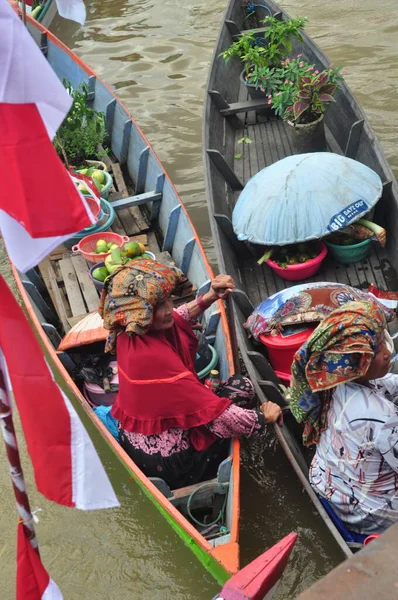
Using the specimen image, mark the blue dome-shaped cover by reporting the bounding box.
[232,153,382,245]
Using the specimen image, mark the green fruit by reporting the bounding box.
[106,242,113,249]
[78,168,89,175]
[110,244,119,250]
[78,183,88,194]
[96,239,108,254]
[92,267,109,282]
[111,247,122,264]
[124,241,141,258]
[106,262,122,275]
[142,252,154,260]
[91,170,105,185]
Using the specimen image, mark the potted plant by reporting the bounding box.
[54,80,108,168]
[271,62,344,152]
[221,16,307,101]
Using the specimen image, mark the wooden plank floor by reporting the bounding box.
[229,93,398,333]
[239,248,398,335]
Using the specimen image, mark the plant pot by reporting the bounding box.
[266,242,327,281]
[324,238,371,264]
[286,114,326,153]
[239,69,273,116]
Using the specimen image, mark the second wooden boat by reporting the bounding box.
[203,0,398,558]
[14,14,240,585]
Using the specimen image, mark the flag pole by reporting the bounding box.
[0,357,38,552]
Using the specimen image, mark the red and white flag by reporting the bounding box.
[0,275,120,510]
[16,523,63,600]
[0,0,94,271]
[55,0,86,26]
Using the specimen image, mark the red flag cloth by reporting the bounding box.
[0,104,92,238]
[0,275,119,509]
[0,2,95,271]
[16,524,63,600]
[112,312,231,451]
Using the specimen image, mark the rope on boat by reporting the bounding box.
[244,3,273,20]
[186,482,229,528]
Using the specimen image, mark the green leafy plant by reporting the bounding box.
[270,56,314,117]
[270,59,344,122]
[221,32,268,75]
[286,65,344,124]
[221,16,307,94]
[245,65,283,95]
[54,80,108,167]
[260,16,307,68]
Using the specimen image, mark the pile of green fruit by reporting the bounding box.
[76,167,107,195]
[94,239,119,254]
[272,242,320,268]
[91,240,154,282]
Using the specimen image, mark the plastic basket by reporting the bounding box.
[77,169,113,200]
[266,242,327,281]
[64,199,115,249]
[324,238,371,264]
[86,196,101,220]
[197,345,218,380]
[72,232,129,264]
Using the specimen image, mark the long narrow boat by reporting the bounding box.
[203,0,398,558]
[13,15,241,585]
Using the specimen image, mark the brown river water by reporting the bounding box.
[1,0,398,598]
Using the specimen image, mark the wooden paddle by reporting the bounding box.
[225,292,241,375]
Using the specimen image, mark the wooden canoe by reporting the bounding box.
[203,0,398,558]
[12,15,240,585]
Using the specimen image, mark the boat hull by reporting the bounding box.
[203,0,398,559]
[12,14,240,583]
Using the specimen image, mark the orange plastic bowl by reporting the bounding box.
[266,242,327,281]
[72,232,130,264]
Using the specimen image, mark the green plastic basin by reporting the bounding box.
[325,238,371,264]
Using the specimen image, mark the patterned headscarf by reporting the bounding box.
[290,301,387,446]
[99,258,185,352]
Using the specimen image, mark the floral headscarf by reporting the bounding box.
[290,301,387,446]
[99,258,185,352]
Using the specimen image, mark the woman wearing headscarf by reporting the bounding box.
[290,301,398,535]
[99,258,282,489]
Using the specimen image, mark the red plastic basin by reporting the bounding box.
[266,242,328,281]
[260,325,316,381]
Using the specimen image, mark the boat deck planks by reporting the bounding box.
[59,258,87,318]
[108,155,150,236]
[70,255,101,313]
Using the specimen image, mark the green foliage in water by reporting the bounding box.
[54,80,108,166]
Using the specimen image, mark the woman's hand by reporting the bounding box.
[206,274,235,302]
[260,401,284,426]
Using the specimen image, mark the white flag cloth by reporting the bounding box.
[55,0,86,26]
[0,276,120,510]
[1,0,72,140]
